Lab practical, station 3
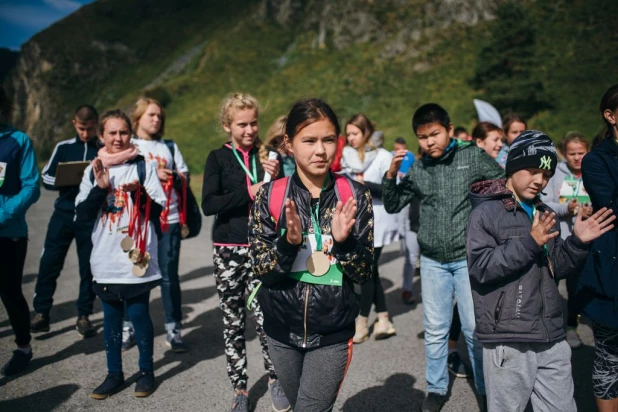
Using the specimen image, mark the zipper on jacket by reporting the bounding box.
[493,291,506,332]
[302,284,311,348]
[83,141,87,161]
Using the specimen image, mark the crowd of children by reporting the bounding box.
[1,83,617,412]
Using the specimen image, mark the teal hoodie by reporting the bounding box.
[0,126,41,238]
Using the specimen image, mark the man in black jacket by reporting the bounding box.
[466,131,615,412]
[30,105,99,338]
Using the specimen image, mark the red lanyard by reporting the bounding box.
[128,185,151,254]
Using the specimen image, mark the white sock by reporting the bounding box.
[17,346,32,355]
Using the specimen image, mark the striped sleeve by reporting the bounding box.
[41,138,74,190]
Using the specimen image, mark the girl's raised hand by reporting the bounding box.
[92,158,109,189]
[573,207,615,244]
[263,159,280,180]
[332,197,357,243]
[285,199,303,246]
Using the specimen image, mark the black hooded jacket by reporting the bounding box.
[249,172,374,349]
[466,179,589,343]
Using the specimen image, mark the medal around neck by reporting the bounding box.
[306,252,330,277]
[120,236,134,252]
[132,262,148,277]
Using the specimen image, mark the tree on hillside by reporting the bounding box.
[470,1,552,119]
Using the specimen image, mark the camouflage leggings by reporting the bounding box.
[213,246,277,391]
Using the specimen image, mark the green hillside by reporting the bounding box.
[9,0,618,173]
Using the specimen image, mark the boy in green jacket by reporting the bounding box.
[382,103,503,412]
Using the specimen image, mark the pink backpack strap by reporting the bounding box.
[334,175,355,204]
[268,177,291,229]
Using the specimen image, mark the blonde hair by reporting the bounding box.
[345,113,376,162]
[131,97,166,140]
[261,115,286,163]
[220,93,265,163]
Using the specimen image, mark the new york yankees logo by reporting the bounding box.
[540,155,552,170]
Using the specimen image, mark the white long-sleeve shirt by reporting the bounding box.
[75,160,166,284]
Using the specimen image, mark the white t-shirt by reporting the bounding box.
[354,148,400,248]
[132,138,189,224]
[75,161,167,284]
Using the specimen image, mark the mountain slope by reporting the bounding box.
[5,0,618,171]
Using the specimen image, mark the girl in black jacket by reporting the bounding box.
[249,98,374,412]
[201,93,287,412]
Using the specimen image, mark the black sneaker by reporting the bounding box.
[1,349,32,376]
[30,313,50,333]
[91,373,125,399]
[134,370,156,397]
[76,316,96,338]
[421,392,448,412]
[447,352,471,378]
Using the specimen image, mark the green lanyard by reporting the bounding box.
[231,142,257,184]
[310,174,331,250]
[567,172,581,199]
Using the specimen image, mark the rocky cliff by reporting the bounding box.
[4,0,499,154]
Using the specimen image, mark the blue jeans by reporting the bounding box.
[420,255,485,395]
[159,223,182,331]
[124,223,182,332]
[102,291,153,373]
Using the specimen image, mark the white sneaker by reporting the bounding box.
[121,327,135,351]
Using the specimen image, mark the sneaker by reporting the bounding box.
[231,391,249,412]
[91,372,125,399]
[566,327,582,349]
[402,290,416,305]
[76,315,96,338]
[121,326,135,351]
[353,318,369,344]
[30,313,50,333]
[134,370,156,397]
[373,318,396,340]
[1,349,32,376]
[447,351,470,378]
[269,379,291,412]
[421,392,448,412]
[166,329,187,353]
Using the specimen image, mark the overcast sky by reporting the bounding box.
[0,0,95,50]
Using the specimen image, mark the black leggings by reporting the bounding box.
[360,247,387,317]
[0,237,31,347]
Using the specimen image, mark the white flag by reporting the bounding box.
[473,99,502,128]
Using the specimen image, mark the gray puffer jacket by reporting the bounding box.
[466,179,589,343]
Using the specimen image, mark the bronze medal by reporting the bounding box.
[141,251,151,265]
[132,263,148,277]
[306,252,330,277]
[120,236,134,253]
[180,224,190,239]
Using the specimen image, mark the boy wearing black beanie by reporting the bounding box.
[466,130,615,411]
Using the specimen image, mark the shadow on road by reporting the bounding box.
[0,384,79,411]
[341,373,425,411]
[0,265,214,335]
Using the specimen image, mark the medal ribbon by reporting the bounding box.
[160,177,174,233]
[231,142,257,184]
[309,174,331,252]
[130,185,151,255]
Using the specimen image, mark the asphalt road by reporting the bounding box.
[0,189,598,411]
